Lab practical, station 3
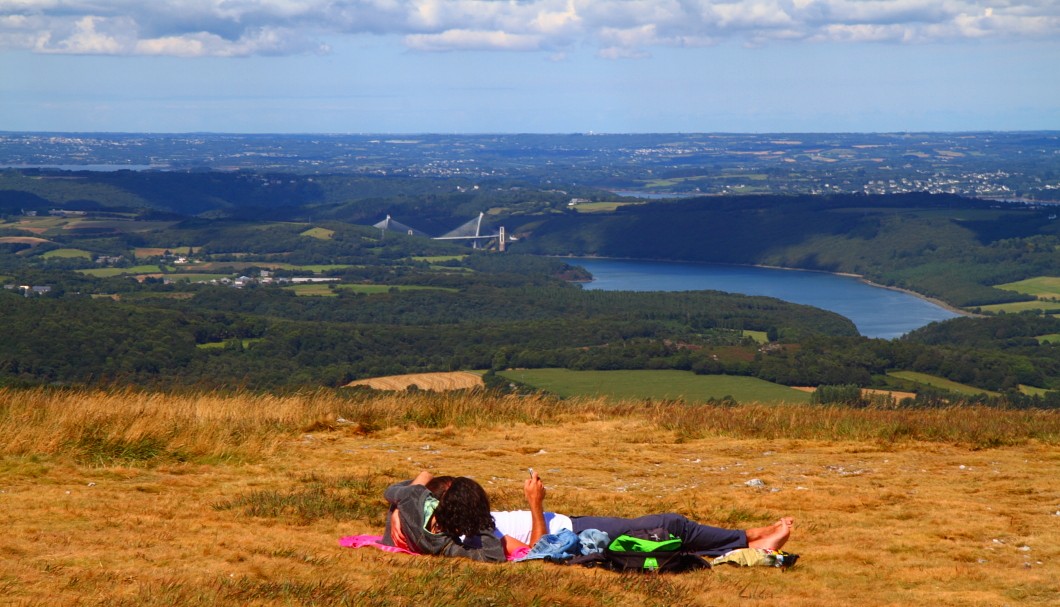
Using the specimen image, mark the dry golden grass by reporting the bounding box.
[1,388,1058,606]
[345,371,485,392]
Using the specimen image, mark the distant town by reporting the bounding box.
[2,131,1058,202]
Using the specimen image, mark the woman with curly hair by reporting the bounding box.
[379,471,507,562]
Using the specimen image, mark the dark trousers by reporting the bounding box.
[571,513,748,557]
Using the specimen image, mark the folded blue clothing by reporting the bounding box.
[517,528,581,561]
[516,528,611,562]
[578,529,610,555]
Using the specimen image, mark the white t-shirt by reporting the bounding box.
[491,510,573,543]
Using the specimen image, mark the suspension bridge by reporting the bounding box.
[372,212,513,251]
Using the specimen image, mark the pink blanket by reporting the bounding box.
[339,535,530,561]
[339,535,418,555]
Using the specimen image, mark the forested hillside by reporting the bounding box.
[0,168,584,228]
[0,263,856,388]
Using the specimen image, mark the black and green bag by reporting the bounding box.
[601,528,710,573]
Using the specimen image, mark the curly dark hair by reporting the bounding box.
[426,475,455,499]
[431,476,495,540]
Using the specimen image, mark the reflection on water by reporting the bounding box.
[571,258,959,339]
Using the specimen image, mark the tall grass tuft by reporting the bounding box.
[213,473,389,525]
[2,388,1057,466]
[0,387,345,464]
[647,402,1060,448]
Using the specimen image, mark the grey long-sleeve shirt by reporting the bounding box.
[381,480,506,562]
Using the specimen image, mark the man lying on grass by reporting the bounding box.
[380,470,794,562]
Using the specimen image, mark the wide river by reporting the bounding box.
[570,258,960,339]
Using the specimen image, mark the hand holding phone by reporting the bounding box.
[524,467,545,506]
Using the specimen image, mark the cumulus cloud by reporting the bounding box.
[0,0,1057,57]
[405,29,544,52]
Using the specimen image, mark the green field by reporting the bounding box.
[1019,384,1050,396]
[41,248,92,259]
[300,227,335,239]
[287,283,457,296]
[742,329,769,344]
[193,262,361,274]
[162,273,232,283]
[339,284,456,294]
[64,219,177,233]
[8,217,70,233]
[79,264,164,277]
[304,264,364,272]
[117,292,195,301]
[1038,333,1060,344]
[411,255,467,263]
[285,283,339,296]
[496,369,810,403]
[887,371,999,396]
[985,276,1060,313]
[572,202,640,213]
[197,338,264,350]
[994,276,1060,298]
[133,246,199,258]
[977,300,1060,314]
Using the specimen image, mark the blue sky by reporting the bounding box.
[2,1,1059,134]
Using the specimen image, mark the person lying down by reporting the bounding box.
[379,470,794,563]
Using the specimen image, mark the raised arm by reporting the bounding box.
[524,470,547,547]
[383,470,434,508]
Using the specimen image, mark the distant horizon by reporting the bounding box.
[4,129,1060,137]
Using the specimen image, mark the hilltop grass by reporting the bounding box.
[1,388,1058,607]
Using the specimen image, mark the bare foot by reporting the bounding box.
[747,518,793,551]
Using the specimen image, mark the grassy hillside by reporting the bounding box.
[2,388,1058,606]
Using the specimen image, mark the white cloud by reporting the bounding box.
[33,15,130,54]
[1,1,1058,57]
[405,29,544,52]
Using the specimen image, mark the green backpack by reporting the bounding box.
[603,529,709,573]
